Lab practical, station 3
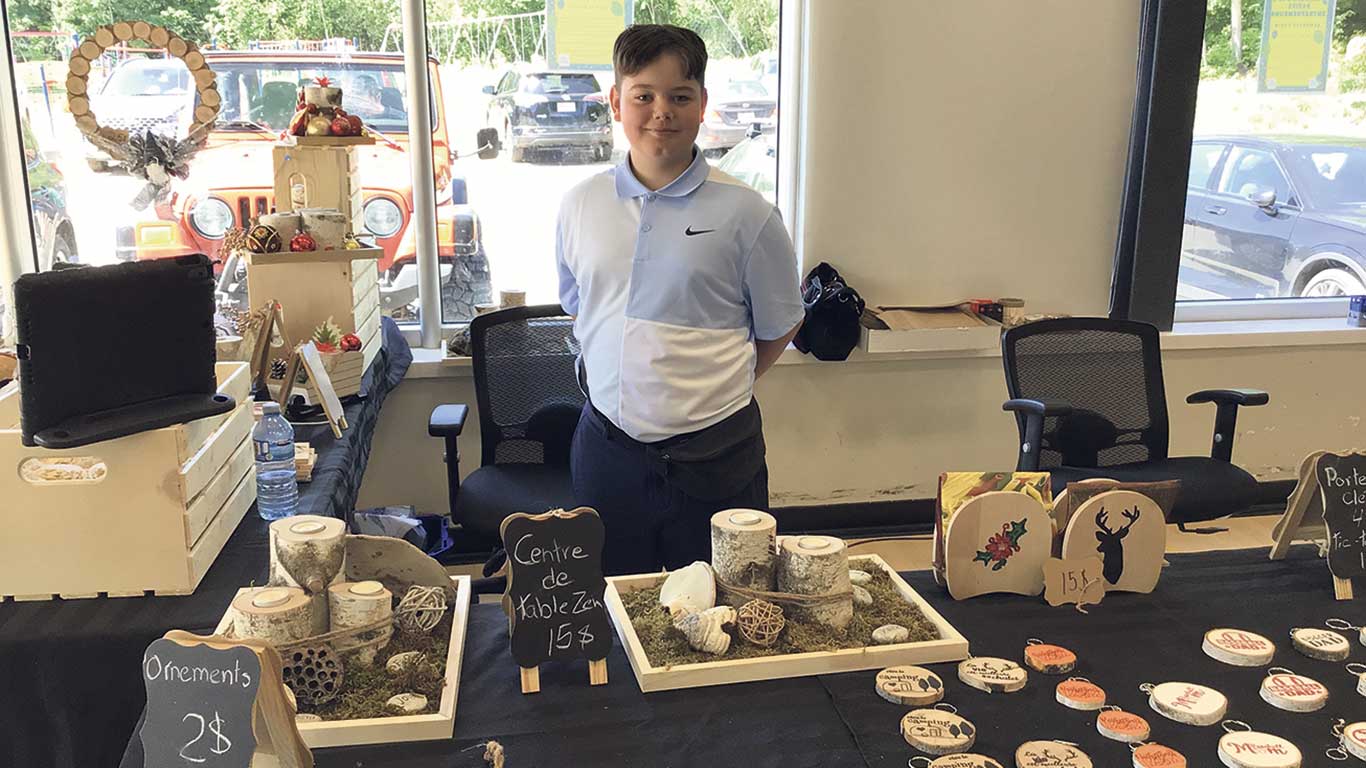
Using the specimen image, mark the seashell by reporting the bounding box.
[659,561,716,618]
[852,585,873,607]
[386,651,426,675]
[385,693,427,713]
[872,624,910,645]
[673,605,735,655]
[848,569,873,586]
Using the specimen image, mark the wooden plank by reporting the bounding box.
[184,436,254,548]
[186,468,256,588]
[176,363,253,464]
[604,554,970,693]
[292,134,376,147]
[520,667,541,694]
[247,247,382,267]
[212,575,470,747]
[1334,577,1354,601]
[351,260,379,307]
[58,592,101,600]
[179,403,254,505]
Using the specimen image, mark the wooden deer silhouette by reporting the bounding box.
[1095,506,1140,584]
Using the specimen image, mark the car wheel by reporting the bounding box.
[441,249,493,324]
[1300,267,1366,297]
[504,122,525,163]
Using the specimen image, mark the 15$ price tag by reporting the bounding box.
[1043,556,1105,608]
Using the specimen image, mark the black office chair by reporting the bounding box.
[428,305,584,574]
[1001,317,1269,529]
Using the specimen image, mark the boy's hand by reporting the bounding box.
[755,319,803,379]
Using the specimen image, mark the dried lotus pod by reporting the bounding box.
[281,644,344,706]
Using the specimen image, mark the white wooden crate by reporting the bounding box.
[0,362,256,600]
[604,554,970,693]
[214,575,471,747]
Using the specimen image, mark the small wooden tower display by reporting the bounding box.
[244,79,383,399]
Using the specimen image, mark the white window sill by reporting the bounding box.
[404,316,1366,380]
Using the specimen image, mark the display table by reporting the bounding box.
[0,318,411,768]
[117,543,1361,768]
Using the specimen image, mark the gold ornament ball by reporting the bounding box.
[305,115,333,136]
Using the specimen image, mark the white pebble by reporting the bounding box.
[386,651,426,675]
[295,713,322,723]
[871,624,910,645]
[386,693,427,713]
[852,585,873,606]
[848,569,873,586]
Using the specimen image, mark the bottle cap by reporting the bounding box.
[261,401,281,415]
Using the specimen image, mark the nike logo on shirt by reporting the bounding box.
[684,226,715,236]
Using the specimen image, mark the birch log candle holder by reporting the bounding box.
[711,509,778,604]
[269,515,347,634]
[230,587,314,645]
[776,535,854,630]
[328,580,394,665]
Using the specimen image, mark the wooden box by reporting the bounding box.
[0,362,257,601]
[272,144,365,224]
[214,575,471,747]
[604,554,970,693]
[861,306,1002,354]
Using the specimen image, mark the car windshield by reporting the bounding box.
[523,73,601,95]
[1288,145,1366,206]
[102,60,192,96]
[210,61,429,133]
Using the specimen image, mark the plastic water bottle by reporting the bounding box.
[254,401,298,520]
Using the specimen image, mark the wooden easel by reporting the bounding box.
[275,341,347,439]
[517,659,608,694]
[1271,449,1357,600]
[246,300,292,394]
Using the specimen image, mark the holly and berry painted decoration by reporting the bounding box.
[974,518,1028,571]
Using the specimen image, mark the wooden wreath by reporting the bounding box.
[66,21,220,159]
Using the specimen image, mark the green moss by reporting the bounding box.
[622,568,940,666]
[305,610,452,721]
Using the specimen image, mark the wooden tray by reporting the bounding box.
[289,134,376,147]
[604,554,970,693]
[214,574,471,747]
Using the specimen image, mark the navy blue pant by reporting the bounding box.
[570,403,769,575]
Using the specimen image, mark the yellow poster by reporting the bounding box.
[1259,0,1337,92]
[548,0,631,70]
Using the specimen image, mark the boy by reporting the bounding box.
[556,25,804,575]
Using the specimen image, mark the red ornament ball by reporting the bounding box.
[340,333,362,352]
[330,116,351,136]
[289,232,317,252]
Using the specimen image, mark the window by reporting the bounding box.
[1176,0,1366,305]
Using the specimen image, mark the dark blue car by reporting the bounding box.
[1182,135,1366,299]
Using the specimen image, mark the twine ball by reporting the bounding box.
[395,585,448,635]
[736,599,785,647]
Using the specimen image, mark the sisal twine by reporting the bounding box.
[274,615,392,655]
[715,576,852,610]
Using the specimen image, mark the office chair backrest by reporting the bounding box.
[1002,317,1169,469]
[470,304,584,467]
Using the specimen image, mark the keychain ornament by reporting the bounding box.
[1217,721,1301,768]
[1326,618,1366,647]
[1144,681,1228,726]
[1055,678,1106,711]
[1132,741,1187,767]
[1339,719,1366,761]
[876,665,945,706]
[958,657,1028,694]
[901,704,977,755]
[1351,663,1366,697]
[1289,627,1351,661]
[1258,668,1328,712]
[1097,706,1151,743]
[1014,741,1092,768]
[1203,628,1276,666]
[1024,639,1077,674]
[909,755,1004,768]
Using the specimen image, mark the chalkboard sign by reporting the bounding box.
[501,507,613,686]
[1316,452,1366,584]
[140,631,312,768]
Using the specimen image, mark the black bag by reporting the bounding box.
[792,262,865,361]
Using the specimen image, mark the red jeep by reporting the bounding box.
[117,50,490,320]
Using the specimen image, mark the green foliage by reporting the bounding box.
[54,0,218,47]
[8,0,61,61]
[1203,0,1263,78]
[211,0,400,51]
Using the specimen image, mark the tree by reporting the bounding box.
[55,0,218,47]
[211,0,400,51]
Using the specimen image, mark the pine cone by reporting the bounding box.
[270,358,288,379]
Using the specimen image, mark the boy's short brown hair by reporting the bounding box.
[612,24,708,88]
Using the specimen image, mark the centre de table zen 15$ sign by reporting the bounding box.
[501,507,613,693]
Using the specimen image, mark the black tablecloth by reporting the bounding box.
[0,318,411,768]
[121,543,1366,768]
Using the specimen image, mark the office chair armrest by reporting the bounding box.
[1002,399,1072,472]
[428,404,469,438]
[1185,388,1268,462]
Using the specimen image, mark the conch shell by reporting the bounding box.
[673,605,735,655]
[658,561,716,619]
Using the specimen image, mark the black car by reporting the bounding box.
[1182,135,1366,299]
[483,70,613,162]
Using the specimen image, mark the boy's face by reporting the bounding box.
[611,52,707,166]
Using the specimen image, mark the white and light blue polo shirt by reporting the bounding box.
[556,148,804,443]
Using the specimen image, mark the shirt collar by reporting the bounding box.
[614,147,710,199]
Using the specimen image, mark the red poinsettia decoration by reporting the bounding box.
[315,76,331,88]
[973,518,1028,571]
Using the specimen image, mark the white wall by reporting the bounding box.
[357,1,1366,516]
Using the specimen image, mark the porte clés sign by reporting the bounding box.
[1257,668,1328,712]
[1143,681,1229,726]
[1216,721,1302,768]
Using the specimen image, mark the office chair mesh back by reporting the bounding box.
[1004,319,1169,470]
[472,307,584,466]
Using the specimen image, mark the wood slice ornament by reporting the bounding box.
[1289,627,1351,661]
[1131,742,1187,768]
[876,665,945,706]
[1340,720,1366,761]
[1055,677,1106,710]
[1351,663,1366,697]
[1257,668,1328,712]
[1097,707,1151,743]
[1014,741,1092,768]
[944,491,1051,599]
[909,756,1004,768]
[775,535,853,629]
[1217,722,1301,768]
[958,657,1028,693]
[1144,681,1229,726]
[1203,628,1276,667]
[1326,618,1366,648]
[1061,490,1165,593]
[901,704,977,755]
[1024,639,1077,674]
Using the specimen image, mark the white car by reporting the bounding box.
[87,58,194,170]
